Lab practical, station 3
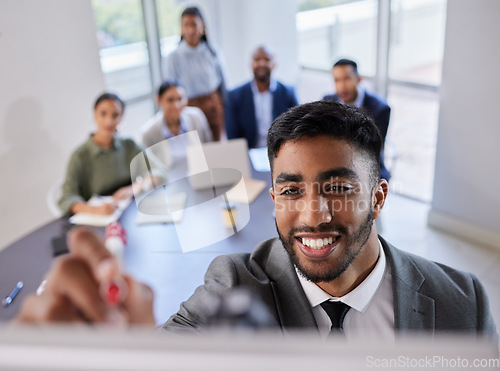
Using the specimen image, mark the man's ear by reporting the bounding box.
[269,187,275,203]
[372,179,388,220]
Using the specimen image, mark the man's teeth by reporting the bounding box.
[301,237,335,249]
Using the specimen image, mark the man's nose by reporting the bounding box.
[298,193,332,227]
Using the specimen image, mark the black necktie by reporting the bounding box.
[320,300,351,334]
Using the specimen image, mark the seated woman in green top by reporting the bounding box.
[58,93,143,215]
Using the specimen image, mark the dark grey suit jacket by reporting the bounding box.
[164,237,497,337]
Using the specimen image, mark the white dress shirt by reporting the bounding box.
[250,79,277,148]
[338,85,366,108]
[296,239,395,341]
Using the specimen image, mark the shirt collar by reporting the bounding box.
[179,39,206,52]
[296,238,386,313]
[337,85,365,108]
[86,134,121,157]
[250,78,277,94]
[352,85,365,108]
[161,117,186,139]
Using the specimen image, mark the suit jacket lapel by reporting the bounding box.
[244,83,257,146]
[381,237,436,333]
[266,239,318,332]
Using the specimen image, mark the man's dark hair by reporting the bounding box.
[158,79,183,98]
[94,92,125,113]
[333,58,358,75]
[267,100,382,185]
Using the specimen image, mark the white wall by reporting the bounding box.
[196,0,298,90]
[429,0,500,250]
[0,1,105,249]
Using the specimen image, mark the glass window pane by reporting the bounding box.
[389,0,447,85]
[156,0,188,59]
[91,0,153,100]
[296,0,377,76]
[386,87,439,202]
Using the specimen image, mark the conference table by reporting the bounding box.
[0,162,278,325]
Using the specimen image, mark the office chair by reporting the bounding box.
[46,180,63,218]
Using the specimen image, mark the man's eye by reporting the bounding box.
[280,188,301,196]
[325,185,352,194]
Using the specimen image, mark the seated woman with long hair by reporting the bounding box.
[58,93,144,215]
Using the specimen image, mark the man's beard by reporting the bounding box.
[277,207,374,283]
[254,68,271,83]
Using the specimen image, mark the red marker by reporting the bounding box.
[101,222,128,306]
[105,222,127,262]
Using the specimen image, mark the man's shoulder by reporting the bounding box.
[207,238,286,279]
[382,238,478,292]
[363,90,390,110]
[274,80,294,92]
[228,81,253,96]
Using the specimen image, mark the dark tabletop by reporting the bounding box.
[0,168,277,324]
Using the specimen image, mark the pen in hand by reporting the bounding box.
[2,281,23,307]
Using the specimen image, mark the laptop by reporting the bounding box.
[186,138,251,191]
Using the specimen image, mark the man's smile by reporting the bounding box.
[295,234,342,259]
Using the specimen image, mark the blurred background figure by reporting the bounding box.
[323,59,391,181]
[225,45,298,149]
[164,6,226,141]
[140,80,212,148]
[58,93,143,215]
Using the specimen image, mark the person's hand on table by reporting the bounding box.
[71,201,117,216]
[14,228,155,326]
[92,202,117,215]
[113,185,134,201]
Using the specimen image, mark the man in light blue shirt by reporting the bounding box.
[226,46,298,148]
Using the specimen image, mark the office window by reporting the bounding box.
[91,0,153,101]
[296,0,377,76]
[386,0,447,202]
[389,0,447,86]
[156,0,186,60]
[297,0,447,202]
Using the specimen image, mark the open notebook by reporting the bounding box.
[69,195,131,227]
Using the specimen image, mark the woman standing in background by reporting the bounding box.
[164,6,226,141]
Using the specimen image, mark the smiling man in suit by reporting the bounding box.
[16,101,497,342]
[225,45,298,148]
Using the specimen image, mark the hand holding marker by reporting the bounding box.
[102,222,128,306]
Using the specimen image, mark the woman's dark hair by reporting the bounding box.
[180,6,215,56]
[94,92,125,113]
[158,79,183,98]
[267,100,382,185]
